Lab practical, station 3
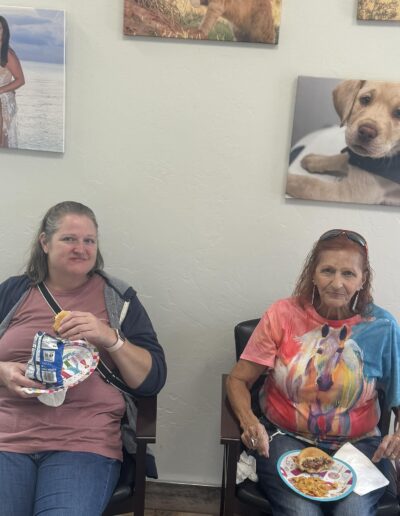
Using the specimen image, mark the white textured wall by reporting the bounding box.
[1,0,400,485]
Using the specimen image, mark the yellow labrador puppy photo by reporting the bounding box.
[286,77,400,206]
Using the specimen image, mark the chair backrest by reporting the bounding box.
[234,318,392,435]
[234,319,263,417]
[234,319,260,361]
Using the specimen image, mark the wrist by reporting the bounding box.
[239,412,259,431]
[104,329,125,353]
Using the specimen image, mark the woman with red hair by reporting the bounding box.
[227,229,400,516]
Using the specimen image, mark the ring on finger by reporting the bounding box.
[250,437,258,447]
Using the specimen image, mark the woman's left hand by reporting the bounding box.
[372,432,400,462]
[56,311,116,349]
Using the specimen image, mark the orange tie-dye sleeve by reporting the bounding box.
[240,302,285,368]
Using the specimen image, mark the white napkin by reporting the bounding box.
[38,390,67,407]
[236,451,258,484]
[334,442,389,495]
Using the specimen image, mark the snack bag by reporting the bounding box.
[26,332,65,388]
[24,334,99,407]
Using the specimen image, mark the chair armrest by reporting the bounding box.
[136,395,157,444]
[221,374,241,444]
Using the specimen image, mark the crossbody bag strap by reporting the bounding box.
[37,282,137,399]
[37,281,62,314]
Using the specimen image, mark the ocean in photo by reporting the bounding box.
[15,60,65,153]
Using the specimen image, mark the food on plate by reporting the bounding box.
[53,310,71,333]
[296,447,334,473]
[290,476,337,497]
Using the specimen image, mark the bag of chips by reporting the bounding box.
[26,332,65,388]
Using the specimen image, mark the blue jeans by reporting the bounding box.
[0,451,121,516]
[256,429,391,516]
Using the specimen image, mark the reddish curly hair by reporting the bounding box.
[293,232,372,316]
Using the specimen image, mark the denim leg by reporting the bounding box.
[33,451,121,516]
[256,433,325,516]
[0,451,37,516]
[330,437,389,516]
[329,488,384,516]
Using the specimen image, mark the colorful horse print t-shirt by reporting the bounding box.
[241,297,400,449]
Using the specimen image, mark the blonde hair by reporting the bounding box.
[25,201,104,283]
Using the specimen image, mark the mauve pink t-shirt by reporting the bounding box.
[0,275,126,460]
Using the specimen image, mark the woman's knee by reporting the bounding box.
[330,486,385,516]
[34,452,121,515]
[0,452,36,514]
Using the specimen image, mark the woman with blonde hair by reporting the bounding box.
[0,201,166,514]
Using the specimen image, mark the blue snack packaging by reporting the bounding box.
[26,332,65,388]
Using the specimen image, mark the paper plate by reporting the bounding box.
[22,340,99,395]
[277,449,356,502]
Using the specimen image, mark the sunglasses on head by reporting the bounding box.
[319,229,368,251]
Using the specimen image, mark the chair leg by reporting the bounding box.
[220,444,239,516]
[220,447,226,516]
[134,442,147,516]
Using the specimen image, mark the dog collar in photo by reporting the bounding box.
[344,147,400,184]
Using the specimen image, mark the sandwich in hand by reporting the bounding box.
[53,310,71,334]
[296,447,333,473]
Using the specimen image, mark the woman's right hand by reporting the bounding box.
[226,360,270,457]
[241,421,270,457]
[0,362,43,397]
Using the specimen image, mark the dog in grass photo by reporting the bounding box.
[124,0,281,44]
[286,77,400,207]
[190,0,277,44]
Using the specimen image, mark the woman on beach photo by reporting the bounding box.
[0,15,25,148]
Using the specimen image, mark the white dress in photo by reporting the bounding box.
[0,65,18,147]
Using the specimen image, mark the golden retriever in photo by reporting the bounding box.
[286,80,400,205]
[190,0,276,43]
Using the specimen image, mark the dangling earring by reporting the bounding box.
[352,290,360,312]
[311,284,316,305]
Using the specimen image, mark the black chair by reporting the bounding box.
[103,394,157,516]
[220,319,400,516]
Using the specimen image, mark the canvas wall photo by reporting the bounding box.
[285,76,400,207]
[124,0,281,44]
[0,6,65,153]
[357,0,400,21]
